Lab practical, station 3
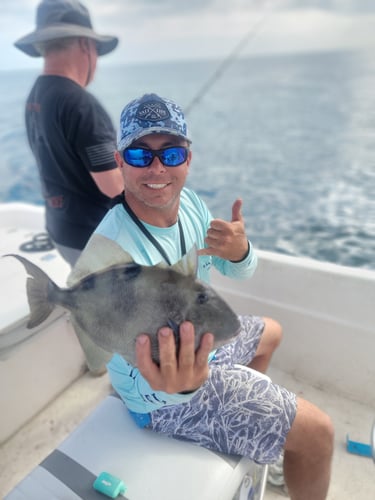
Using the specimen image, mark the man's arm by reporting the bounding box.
[136,322,214,394]
[197,198,258,279]
[91,168,124,198]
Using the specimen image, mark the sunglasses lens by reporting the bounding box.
[123,148,153,167]
[123,146,188,167]
[161,147,188,166]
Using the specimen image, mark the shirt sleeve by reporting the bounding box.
[107,354,198,413]
[212,242,258,280]
[64,90,118,173]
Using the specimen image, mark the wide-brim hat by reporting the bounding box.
[14,0,118,57]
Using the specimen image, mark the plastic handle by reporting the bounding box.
[93,471,127,498]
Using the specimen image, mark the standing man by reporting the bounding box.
[69,93,334,499]
[14,0,123,266]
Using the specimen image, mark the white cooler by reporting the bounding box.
[5,394,268,500]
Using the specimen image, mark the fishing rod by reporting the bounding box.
[184,2,274,116]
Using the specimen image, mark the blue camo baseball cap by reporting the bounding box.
[117,93,191,151]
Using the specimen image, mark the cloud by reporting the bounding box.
[276,0,375,13]
[2,0,375,71]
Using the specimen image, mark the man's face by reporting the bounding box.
[116,133,191,217]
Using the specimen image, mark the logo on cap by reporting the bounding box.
[136,101,171,122]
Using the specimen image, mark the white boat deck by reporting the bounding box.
[1,366,374,500]
[1,203,374,499]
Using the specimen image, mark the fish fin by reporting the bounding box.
[3,254,57,329]
[170,245,198,277]
[68,234,134,285]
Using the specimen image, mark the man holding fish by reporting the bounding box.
[68,93,334,499]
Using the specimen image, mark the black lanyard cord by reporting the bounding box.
[121,198,186,266]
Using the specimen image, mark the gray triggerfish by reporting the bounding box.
[6,249,240,365]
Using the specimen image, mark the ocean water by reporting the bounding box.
[0,50,374,270]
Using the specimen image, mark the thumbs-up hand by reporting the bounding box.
[197,199,249,261]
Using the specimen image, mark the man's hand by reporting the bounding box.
[136,322,214,394]
[197,198,249,262]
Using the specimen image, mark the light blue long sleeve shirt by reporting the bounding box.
[91,188,258,413]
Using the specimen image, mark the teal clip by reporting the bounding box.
[93,471,127,498]
[346,435,372,458]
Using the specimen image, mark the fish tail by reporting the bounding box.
[4,254,58,329]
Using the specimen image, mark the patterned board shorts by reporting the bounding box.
[149,315,297,464]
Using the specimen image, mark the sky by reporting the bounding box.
[1,0,375,71]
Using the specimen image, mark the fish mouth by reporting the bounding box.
[166,319,242,350]
[167,318,180,342]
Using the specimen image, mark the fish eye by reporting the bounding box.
[196,292,209,305]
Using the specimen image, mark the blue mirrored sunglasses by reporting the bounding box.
[122,146,189,168]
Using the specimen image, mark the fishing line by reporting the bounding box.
[184,1,274,115]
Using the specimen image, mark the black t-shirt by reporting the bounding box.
[25,75,118,249]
